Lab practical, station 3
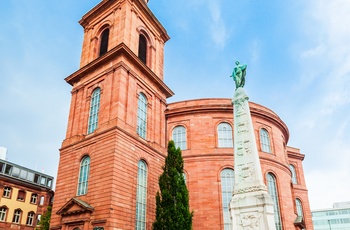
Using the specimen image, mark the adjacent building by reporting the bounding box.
[312,202,350,230]
[50,0,313,229]
[0,159,54,230]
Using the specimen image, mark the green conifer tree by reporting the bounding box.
[153,140,193,230]
[36,206,51,230]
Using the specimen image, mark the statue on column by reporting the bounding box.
[231,61,247,89]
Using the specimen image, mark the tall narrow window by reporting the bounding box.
[138,34,147,64]
[99,28,109,56]
[218,122,233,148]
[221,169,234,230]
[37,214,42,225]
[135,160,148,230]
[26,212,35,225]
[296,199,303,217]
[39,196,45,205]
[12,209,21,224]
[88,88,101,134]
[267,173,282,230]
[0,207,7,221]
[289,164,298,184]
[3,187,11,198]
[77,156,90,196]
[172,126,187,150]
[137,93,147,139]
[260,128,271,153]
[30,194,38,204]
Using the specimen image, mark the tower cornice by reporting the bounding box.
[65,43,174,98]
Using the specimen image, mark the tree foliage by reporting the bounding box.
[153,141,193,230]
[36,206,51,230]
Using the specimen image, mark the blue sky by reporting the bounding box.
[1,0,349,210]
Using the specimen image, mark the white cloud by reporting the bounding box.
[291,0,350,209]
[208,1,228,48]
[301,43,326,58]
[307,168,350,210]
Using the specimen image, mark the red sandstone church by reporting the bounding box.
[50,0,313,229]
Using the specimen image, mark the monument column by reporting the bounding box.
[229,61,276,230]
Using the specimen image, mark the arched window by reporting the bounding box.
[36,214,42,225]
[0,207,7,221]
[137,93,147,139]
[26,211,35,226]
[221,169,234,230]
[260,128,271,153]
[172,126,187,150]
[135,160,148,230]
[39,196,45,205]
[30,193,38,204]
[77,156,90,196]
[99,28,109,56]
[12,209,21,224]
[296,199,303,217]
[218,122,233,148]
[289,164,298,184]
[88,88,101,134]
[267,173,282,230]
[138,34,147,64]
[2,187,11,198]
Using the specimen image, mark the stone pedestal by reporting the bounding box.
[230,88,275,230]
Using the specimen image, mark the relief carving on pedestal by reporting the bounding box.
[233,185,267,195]
[238,163,256,183]
[240,212,260,230]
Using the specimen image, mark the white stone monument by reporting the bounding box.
[229,62,275,230]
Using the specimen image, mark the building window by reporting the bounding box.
[0,207,7,222]
[2,187,11,198]
[12,209,21,224]
[296,199,303,217]
[138,34,147,64]
[289,164,298,184]
[218,122,233,148]
[26,212,35,226]
[135,160,148,230]
[260,128,271,153]
[36,214,41,225]
[172,126,187,150]
[77,156,90,196]
[39,196,45,206]
[88,88,101,134]
[221,169,234,230]
[137,93,147,139]
[4,164,12,175]
[17,190,26,201]
[30,194,38,204]
[267,173,282,230]
[99,28,109,56]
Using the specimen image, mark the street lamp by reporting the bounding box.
[328,219,332,230]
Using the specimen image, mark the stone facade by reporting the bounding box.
[0,159,54,230]
[50,0,313,229]
[166,99,313,230]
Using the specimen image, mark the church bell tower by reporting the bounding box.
[50,0,173,229]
